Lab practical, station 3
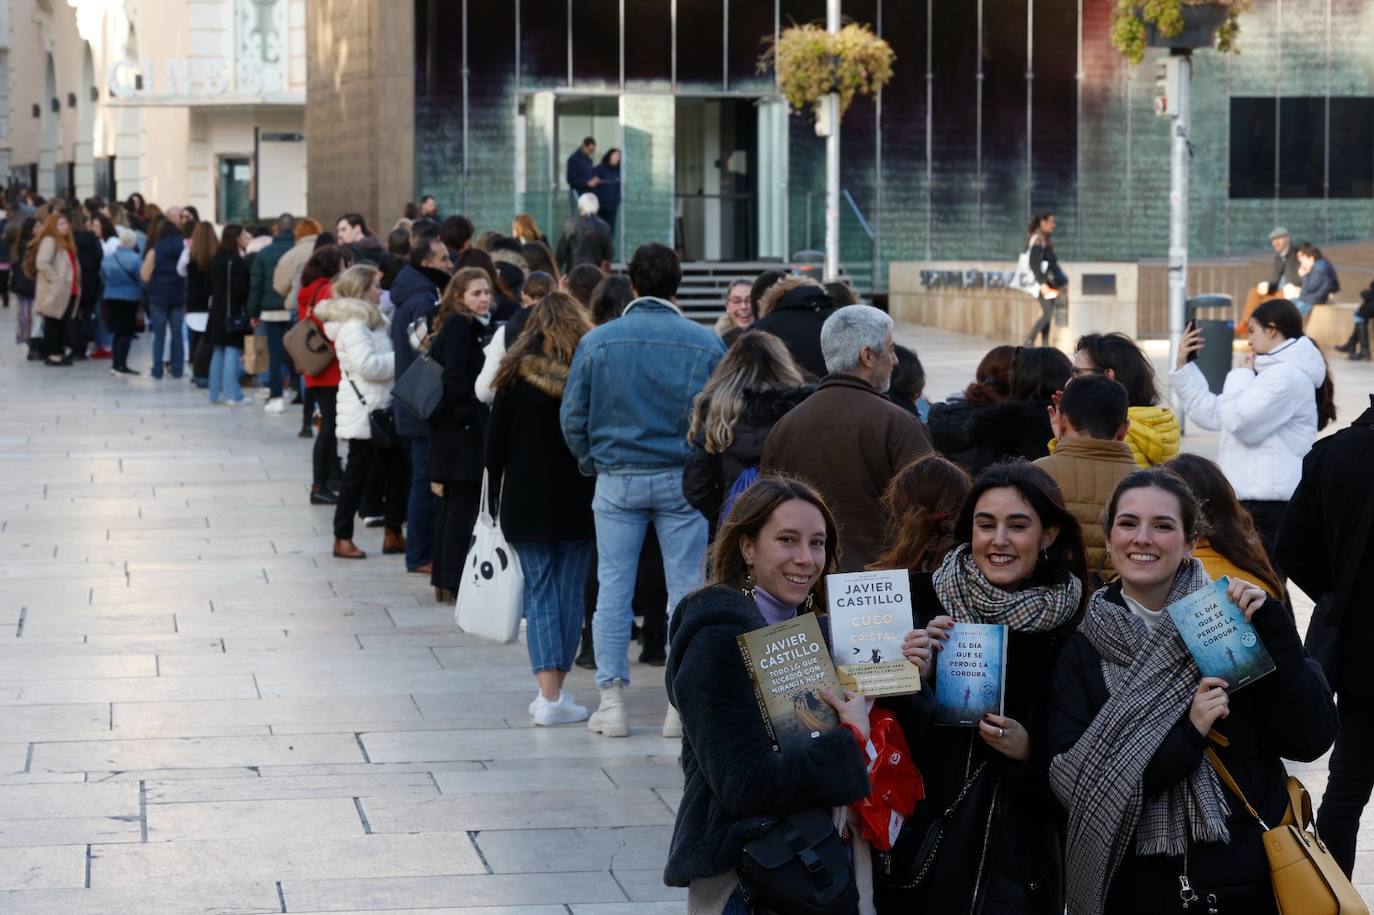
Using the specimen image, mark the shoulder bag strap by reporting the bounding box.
[347,378,368,407]
[1203,747,1264,829]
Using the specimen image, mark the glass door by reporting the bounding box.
[619,94,675,261]
[218,157,252,224]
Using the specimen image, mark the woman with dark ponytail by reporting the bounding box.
[1170,297,1333,572]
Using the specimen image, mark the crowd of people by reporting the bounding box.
[3,184,1369,914]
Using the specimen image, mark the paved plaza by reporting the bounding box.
[0,315,1369,911]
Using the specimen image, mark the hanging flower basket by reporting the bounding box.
[757,22,895,121]
[1110,0,1251,66]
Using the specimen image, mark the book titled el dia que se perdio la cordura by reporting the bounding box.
[825,569,923,698]
[933,622,1008,726]
[1165,575,1274,690]
[737,613,843,751]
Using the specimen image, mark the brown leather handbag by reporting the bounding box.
[1205,739,1368,915]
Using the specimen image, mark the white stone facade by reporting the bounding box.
[2,0,306,219]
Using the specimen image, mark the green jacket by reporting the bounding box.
[247,232,294,318]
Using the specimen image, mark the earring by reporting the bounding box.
[1040,548,1049,565]
[804,592,815,612]
[742,564,756,601]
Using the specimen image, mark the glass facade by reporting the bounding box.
[413,0,1374,279]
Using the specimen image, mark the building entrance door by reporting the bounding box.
[675,98,759,262]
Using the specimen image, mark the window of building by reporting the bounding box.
[1229,96,1374,199]
[218,157,252,223]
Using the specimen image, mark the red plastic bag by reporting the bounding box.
[853,707,924,851]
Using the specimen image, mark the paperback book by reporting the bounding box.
[932,622,1008,727]
[1165,576,1274,690]
[737,613,843,751]
[826,569,922,698]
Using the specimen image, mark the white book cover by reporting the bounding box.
[825,569,922,698]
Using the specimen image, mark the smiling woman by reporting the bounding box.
[873,461,1088,913]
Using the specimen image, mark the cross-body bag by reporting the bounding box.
[346,378,399,448]
[282,285,335,376]
[223,260,252,335]
[874,759,988,894]
[1204,737,1368,915]
[736,807,859,915]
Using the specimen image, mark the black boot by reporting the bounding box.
[1336,327,1359,353]
[574,620,596,670]
[1353,322,1370,361]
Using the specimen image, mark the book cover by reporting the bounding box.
[1166,576,1275,690]
[932,623,1008,727]
[737,613,843,751]
[826,569,922,697]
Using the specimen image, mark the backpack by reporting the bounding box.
[719,466,759,525]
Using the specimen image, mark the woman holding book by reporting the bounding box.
[1047,468,1335,914]
[876,461,1087,914]
[665,473,871,915]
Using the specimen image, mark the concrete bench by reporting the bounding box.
[1305,302,1357,351]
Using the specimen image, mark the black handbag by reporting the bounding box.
[874,761,987,898]
[391,342,444,422]
[736,809,857,915]
[224,258,252,335]
[348,380,399,449]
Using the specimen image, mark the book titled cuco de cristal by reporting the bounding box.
[1165,576,1274,690]
[825,569,922,698]
[737,613,843,751]
[932,622,1008,726]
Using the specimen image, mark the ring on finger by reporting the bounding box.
[997,727,1005,738]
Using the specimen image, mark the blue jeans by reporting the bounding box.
[148,302,185,378]
[208,346,244,403]
[1290,297,1314,318]
[405,435,436,570]
[263,321,291,398]
[514,540,595,674]
[591,470,708,688]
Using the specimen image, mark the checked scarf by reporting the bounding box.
[931,543,1082,632]
[1048,559,1230,915]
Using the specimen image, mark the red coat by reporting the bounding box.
[298,278,340,388]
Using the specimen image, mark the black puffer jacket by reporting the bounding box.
[927,396,999,471]
[664,585,870,887]
[751,286,837,380]
[682,385,813,524]
[1048,586,1336,914]
[965,399,1055,474]
[877,572,1076,915]
[428,314,493,485]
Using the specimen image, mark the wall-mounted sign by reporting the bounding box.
[107,57,286,100]
[918,269,1019,291]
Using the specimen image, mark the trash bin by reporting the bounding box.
[1186,294,1234,394]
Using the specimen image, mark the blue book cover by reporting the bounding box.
[932,623,1008,727]
[1166,576,1275,690]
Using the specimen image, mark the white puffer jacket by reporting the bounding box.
[1169,334,1326,501]
[315,296,396,441]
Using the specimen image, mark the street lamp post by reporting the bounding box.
[824,0,840,281]
[1167,51,1190,423]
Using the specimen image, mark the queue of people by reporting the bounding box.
[5,190,1364,914]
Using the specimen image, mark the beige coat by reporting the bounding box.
[1032,436,1138,582]
[33,236,78,319]
[272,235,318,297]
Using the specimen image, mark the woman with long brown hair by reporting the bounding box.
[25,212,79,366]
[1165,453,1285,599]
[511,213,546,244]
[184,221,218,387]
[486,291,597,725]
[208,225,250,405]
[428,267,496,599]
[665,473,872,913]
[870,453,972,574]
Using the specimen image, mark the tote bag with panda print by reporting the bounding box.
[454,471,524,643]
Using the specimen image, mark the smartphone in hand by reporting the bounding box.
[1185,319,1200,363]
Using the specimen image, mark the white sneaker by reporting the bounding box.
[529,689,578,716]
[532,692,589,727]
[225,398,249,407]
[264,397,285,414]
[255,387,272,401]
[662,704,683,739]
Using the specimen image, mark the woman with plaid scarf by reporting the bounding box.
[1048,469,1336,914]
[874,462,1088,914]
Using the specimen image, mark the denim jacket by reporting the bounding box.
[101,247,144,301]
[561,297,726,475]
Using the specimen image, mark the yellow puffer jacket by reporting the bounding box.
[1124,404,1180,467]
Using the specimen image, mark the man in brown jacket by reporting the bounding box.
[1033,374,1137,585]
[762,304,932,571]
